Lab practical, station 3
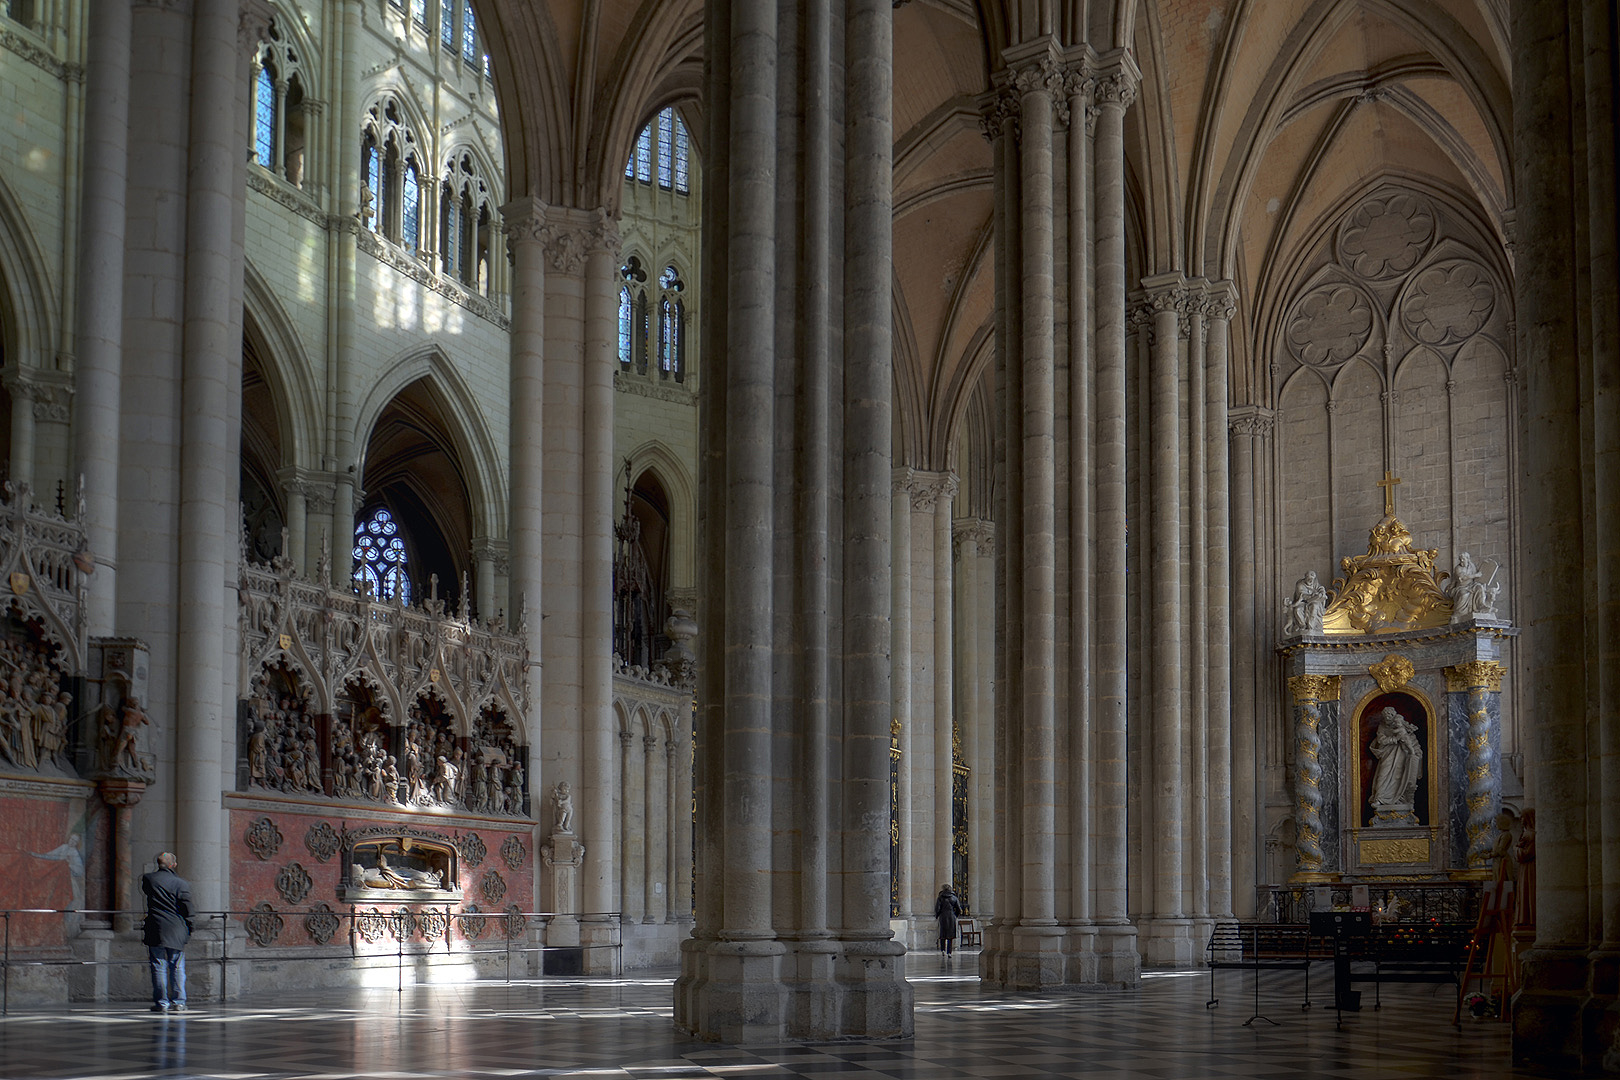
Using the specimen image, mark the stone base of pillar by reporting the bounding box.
[1091,922,1142,987]
[1513,947,1590,1071]
[580,916,622,975]
[831,938,913,1038]
[1141,917,1197,967]
[1581,950,1620,1067]
[69,926,115,1002]
[676,938,789,1042]
[1191,915,1216,955]
[1063,924,1099,985]
[979,923,1066,989]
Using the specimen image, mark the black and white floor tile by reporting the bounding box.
[0,952,1535,1078]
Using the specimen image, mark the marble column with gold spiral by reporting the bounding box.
[1445,660,1504,872]
[1287,674,1340,882]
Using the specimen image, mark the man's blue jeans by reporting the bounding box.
[148,946,186,1009]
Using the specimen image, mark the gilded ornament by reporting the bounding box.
[1360,836,1430,865]
[1369,654,1416,693]
[1287,673,1340,704]
[1444,660,1504,693]
[1320,511,1454,634]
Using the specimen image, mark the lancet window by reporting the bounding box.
[249,18,308,188]
[625,107,690,195]
[353,506,410,603]
[619,256,648,370]
[658,264,684,381]
[361,96,425,251]
[439,150,495,293]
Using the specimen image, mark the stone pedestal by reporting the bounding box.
[97,777,146,932]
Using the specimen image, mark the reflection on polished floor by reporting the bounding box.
[0,953,1536,1079]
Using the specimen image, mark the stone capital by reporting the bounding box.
[952,517,995,559]
[1287,673,1340,704]
[239,0,275,51]
[1091,49,1141,109]
[1227,405,1276,439]
[891,466,918,499]
[1445,660,1505,693]
[908,470,958,513]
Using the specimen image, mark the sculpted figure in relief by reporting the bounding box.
[1368,706,1423,825]
[1283,570,1329,636]
[1447,552,1501,623]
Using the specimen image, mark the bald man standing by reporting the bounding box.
[140,852,193,1012]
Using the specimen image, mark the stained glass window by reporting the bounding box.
[402,164,420,250]
[634,126,653,183]
[674,114,689,194]
[254,64,275,167]
[619,285,633,366]
[657,110,673,189]
[462,1,477,65]
[411,0,426,29]
[440,0,454,50]
[353,508,410,603]
[364,139,381,231]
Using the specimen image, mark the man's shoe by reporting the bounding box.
[172,1003,188,1012]
[150,1005,168,1013]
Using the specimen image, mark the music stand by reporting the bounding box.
[1310,910,1372,1028]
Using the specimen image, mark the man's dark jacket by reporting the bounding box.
[141,867,194,949]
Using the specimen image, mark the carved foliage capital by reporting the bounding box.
[909,471,958,513]
[1287,673,1340,704]
[1445,660,1504,692]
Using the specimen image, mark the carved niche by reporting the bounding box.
[339,826,462,902]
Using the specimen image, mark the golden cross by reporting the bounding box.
[1377,471,1402,516]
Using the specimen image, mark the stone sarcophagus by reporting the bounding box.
[1278,493,1514,882]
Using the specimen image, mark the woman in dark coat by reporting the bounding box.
[934,884,962,955]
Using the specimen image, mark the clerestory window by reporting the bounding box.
[249,19,308,188]
[624,106,690,196]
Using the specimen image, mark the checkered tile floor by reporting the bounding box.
[0,952,1532,1078]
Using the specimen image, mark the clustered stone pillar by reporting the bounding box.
[1227,405,1273,914]
[979,42,1142,990]
[73,0,133,638]
[675,0,912,1041]
[952,518,995,919]
[1509,0,1619,1068]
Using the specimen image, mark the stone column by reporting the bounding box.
[646,732,666,922]
[1140,273,1191,964]
[174,0,252,910]
[677,0,909,1041]
[73,0,133,637]
[471,539,497,621]
[1510,0,1606,1066]
[890,468,915,933]
[1204,287,1236,921]
[1227,405,1272,917]
[1286,674,1339,882]
[929,475,958,903]
[954,518,995,918]
[1089,50,1141,985]
[620,728,645,924]
[326,0,363,545]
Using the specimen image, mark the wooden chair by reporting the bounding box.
[958,917,981,948]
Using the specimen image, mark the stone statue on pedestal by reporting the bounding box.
[1368,706,1423,826]
[1447,552,1501,623]
[552,780,574,833]
[1283,570,1329,635]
